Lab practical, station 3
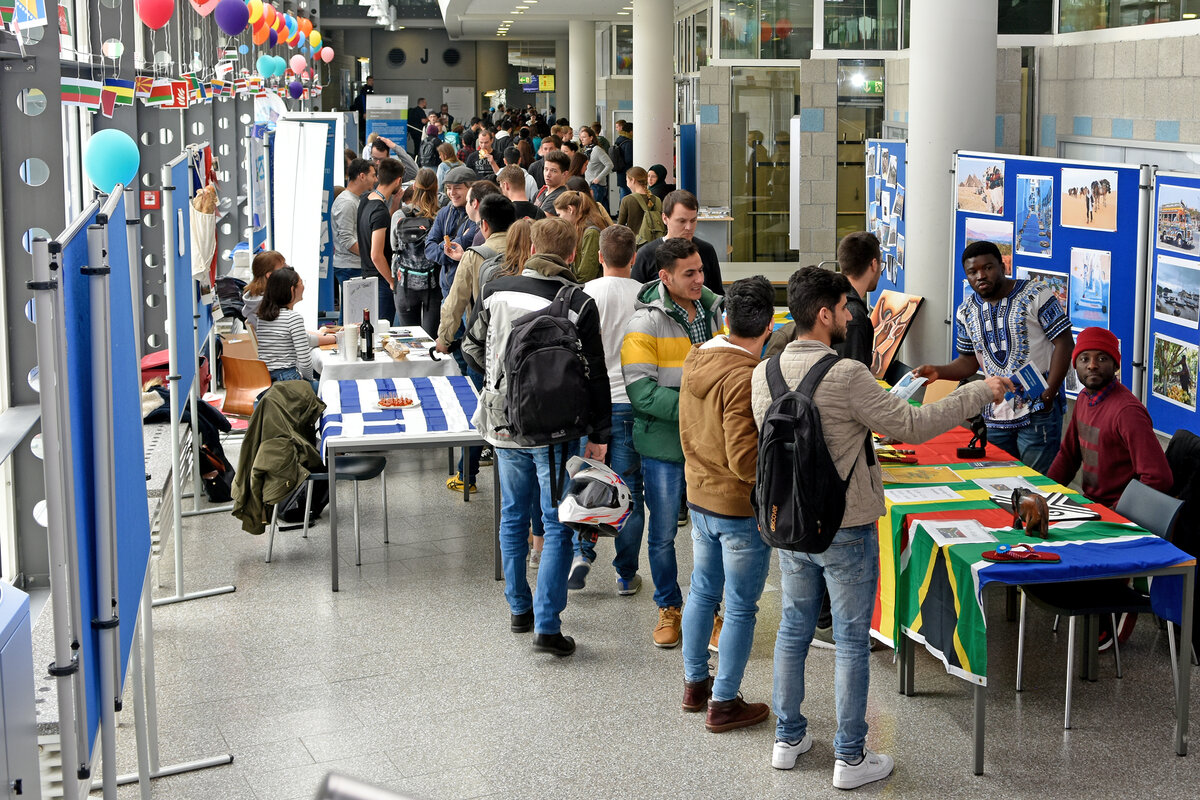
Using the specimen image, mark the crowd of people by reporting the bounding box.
[239,100,1187,790]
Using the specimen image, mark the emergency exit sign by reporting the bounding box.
[864,80,884,94]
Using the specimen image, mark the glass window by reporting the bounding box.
[999,0,1054,34]
[695,8,709,68]
[823,1,900,50]
[719,1,814,60]
[1059,0,1188,32]
[614,24,632,75]
[730,68,801,262]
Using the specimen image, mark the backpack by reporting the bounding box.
[610,138,628,173]
[753,353,873,554]
[634,194,666,248]
[391,214,437,291]
[419,137,440,169]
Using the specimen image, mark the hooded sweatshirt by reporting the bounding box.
[680,336,761,518]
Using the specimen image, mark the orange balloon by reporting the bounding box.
[252,24,269,45]
[298,17,312,37]
[263,4,276,26]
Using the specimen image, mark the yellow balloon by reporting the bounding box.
[247,0,263,24]
[309,31,321,48]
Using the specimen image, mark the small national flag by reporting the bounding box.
[104,78,135,106]
[100,87,117,118]
[134,75,153,98]
[165,80,190,109]
[145,78,173,106]
[233,77,248,94]
[61,77,103,110]
[0,5,14,29]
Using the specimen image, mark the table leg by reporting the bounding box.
[447,447,454,476]
[329,448,339,592]
[1177,566,1195,756]
[493,456,502,582]
[897,634,906,695]
[973,683,986,775]
[904,633,915,697]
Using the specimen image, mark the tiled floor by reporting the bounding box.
[103,443,1200,799]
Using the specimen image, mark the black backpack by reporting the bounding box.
[392,215,437,291]
[610,138,628,173]
[754,353,872,553]
[419,136,440,168]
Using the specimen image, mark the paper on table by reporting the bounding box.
[881,466,962,484]
[884,485,965,504]
[921,519,997,547]
[889,371,927,401]
[972,476,1043,496]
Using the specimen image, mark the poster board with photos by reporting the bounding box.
[950,151,1144,394]
[865,139,906,304]
[1146,171,1200,434]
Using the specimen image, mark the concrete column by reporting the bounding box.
[477,40,510,113]
[904,0,998,365]
[633,0,675,179]
[568,20,596,128]
[555,37,570,120]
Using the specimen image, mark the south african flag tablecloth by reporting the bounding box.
[877,428,1195,686]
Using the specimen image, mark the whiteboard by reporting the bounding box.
[343,276,379,329]
[443,86,475,125]
[272,118,327,328]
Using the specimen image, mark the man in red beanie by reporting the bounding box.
[1047,326,1173,650]
[1047,326,1171,508]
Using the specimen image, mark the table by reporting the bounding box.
[318,376,499,591]
[312,327,460,386]
[879,427,1195,774]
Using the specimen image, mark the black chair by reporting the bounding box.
[266,455,389,566]
[1015,479,1184,729]
[1166,429,1200,655]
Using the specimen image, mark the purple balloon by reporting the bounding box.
[214,0,249,37]
[288,80,304,99]
[268,28,278,48]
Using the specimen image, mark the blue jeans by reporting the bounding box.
[987,398,1064,474]
[682,511,771,701]
[456,364,484,484]
[774,522,880,763]
[574,404,644,579]
[496,441,580,634]
[268,368,318,394]
[591,182,609,209]
[641,456,685,608]
[374,275,397,326]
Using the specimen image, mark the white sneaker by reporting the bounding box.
[832,749,894,790]
[567,555,590,590]
[771,734,813,770]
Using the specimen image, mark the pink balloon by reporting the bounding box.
[320,47,334,64]
[289,54,307,74]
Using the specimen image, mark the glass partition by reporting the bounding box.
[1059,0,1189,32]
[823,1,900,50]
[719,0,814,60]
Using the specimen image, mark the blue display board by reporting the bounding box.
[865,139,906,305]
[170,159,196,393]
[59,196,153,759]
[950,151,1144,395]
[1145,171,1200,435]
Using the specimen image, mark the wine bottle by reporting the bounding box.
[360,309,375,361]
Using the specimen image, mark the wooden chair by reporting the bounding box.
[220,355,272,417]
[220,333,258,360]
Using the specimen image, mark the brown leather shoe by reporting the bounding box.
[682,676,713,712]
[705,696,770,733]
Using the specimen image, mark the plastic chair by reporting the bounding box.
[221,355,272,417]
[1015,480,1184,729]
[266,454,390,566]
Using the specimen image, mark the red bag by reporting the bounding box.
[140,350,211,395]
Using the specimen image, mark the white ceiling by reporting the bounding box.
[439,0,639,39]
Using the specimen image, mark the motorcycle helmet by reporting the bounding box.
[558,456,631,538]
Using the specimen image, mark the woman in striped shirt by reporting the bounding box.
[255,267,316,386]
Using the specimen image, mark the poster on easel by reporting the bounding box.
[865,139,906,304]
[949,151,1147,398]
[1145,172,1200,435]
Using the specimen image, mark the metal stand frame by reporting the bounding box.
[154,156,235,607]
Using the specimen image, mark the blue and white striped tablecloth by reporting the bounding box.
[318,376,479,459]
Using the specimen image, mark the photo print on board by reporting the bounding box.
[964,216,1014,275]
[1017,266,1069,314]
[956,156,1005,215]
[887,154,898,187]
[1069,247,1112,329]
[1154,254,1200,330]
[1153,331,1200,411]
[891,185,905,220]
[1156,183,1200,256]
[1060,167,1118,232]
[1015,174,1054,259]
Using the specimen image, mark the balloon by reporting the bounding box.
[272,54,286,77]
[256,53,273,77]
[760,21,772,42]
[284,13,296,34]
[262,3,275,25]
[288,32,301,48]
[298,17,312,37]
[84,130,140,193]
[289,54,306,74]
[320,46,334,63]
[309,30,321,48]
[238,44,249,54]
[252,24,269,45]
[775,18,792,39]
[268,28,278,47]
[136,0,174,30]
[214,0,249,36]
[247,0,262,23]
[288,80,303,100]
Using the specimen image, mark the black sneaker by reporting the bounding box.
[479,447,495,466]
[532,632,576,656]
[510,610,534,633]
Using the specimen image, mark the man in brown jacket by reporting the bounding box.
[754,266,1011,788]
[678,275,776,734]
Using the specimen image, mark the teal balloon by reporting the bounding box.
[84,130,139,193]
[256,54,273,77]
[272,55,287,77]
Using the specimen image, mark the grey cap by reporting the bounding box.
[443,166,477,185]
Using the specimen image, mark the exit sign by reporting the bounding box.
[864,80,885,94]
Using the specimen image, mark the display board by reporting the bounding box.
[865,139,907,304]
[1145,171,1200,435]
[950,151,1146,396]
[170,158,197,393]
[272,118,329,328]
[364,94,409,150]
[59,196,153,759]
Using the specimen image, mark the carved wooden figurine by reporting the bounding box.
[1011,487,1049,538]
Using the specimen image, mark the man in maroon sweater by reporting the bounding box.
[1047,327,1173,649]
